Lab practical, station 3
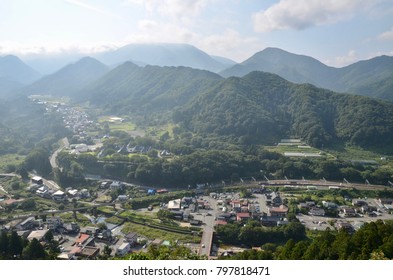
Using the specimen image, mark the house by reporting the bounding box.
[352,200,368,207]
[156,188,168,194]
[231,200,242,212]
[236,212,251,221]
[190,220,202,226]
[110,181,124,190]
[27,229,48,241]
[67,189,78,196]
[31,176,43,185]
[182,197,194,206]
[117,195,129,201]
[63,222,80,233]
[80,226,99,235]
[167,199,181,211]
[36,185,49,197]
[75,246,100,259]
[97,229,113,241]
[46,217,62,231]
[125,232,138,245]
[215,220,228,226]
[79,189,90,199]
[260,216,282,227]
[117,242,131,256]
[336,222,354,233]
[75,233,95,247]
[217,213,232,221]
[268,205,288,217]
[308,207,325,216]
[379,198,393,205]
[298,203,310,210]
[52,190,66,201]
[99,181,111,189]
[322,201,338,209]
[17,217,36,231]
[342,207,356,217]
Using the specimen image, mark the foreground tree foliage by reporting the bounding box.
[116,243,205,260]
[220,220,393,260]
[0,231,52,260]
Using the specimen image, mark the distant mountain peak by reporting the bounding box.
[0,55,41,85]
[94,43,230,73]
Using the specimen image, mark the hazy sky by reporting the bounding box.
[0,0,392,66]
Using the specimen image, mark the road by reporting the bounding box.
[193,196,218,257]
[50,137,69,170]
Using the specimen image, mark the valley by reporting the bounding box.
[1,45,393,260]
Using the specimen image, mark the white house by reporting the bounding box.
[116,242,130,256]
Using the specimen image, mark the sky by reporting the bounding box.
[0,0,392,66]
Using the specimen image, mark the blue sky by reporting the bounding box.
[0,0,392,66]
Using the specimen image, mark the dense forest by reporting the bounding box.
[175,71,393,148]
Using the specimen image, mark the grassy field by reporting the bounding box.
[98,116,137,132]
[0,154,25,172]
[266,145,336,160]
[122,222,200,243]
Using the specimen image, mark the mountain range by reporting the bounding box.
[1,44,393,149]
[2,44,391,102]
[93,43,234,73]
[220,47,393,101]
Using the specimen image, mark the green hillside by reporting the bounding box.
[83,62,223,114]
[174,71,393,148]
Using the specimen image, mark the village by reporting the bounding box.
[2,171,393,259]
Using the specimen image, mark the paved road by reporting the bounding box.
[50,137,69,170]
[194,196,218,257]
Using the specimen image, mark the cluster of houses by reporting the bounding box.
[209,190,290,227]
[298,198,389,219]
[166,196,202,222]
[0,210,142,259]
[117,143,152,155]
[28,176,90,201]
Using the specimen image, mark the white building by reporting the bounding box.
[116,242,130,256]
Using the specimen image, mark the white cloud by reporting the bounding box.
[378,27,393,41]
[125,20,199,44]
[125,0,208,22]
[197,29,262,62]
[0,41,119,56]
[324,50,358,67]
[253,0,372,32]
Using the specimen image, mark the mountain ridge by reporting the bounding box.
[20,56,109,97]
[220,48,393,101]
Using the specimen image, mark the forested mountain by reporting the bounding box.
[174,71,393,148]
[0,55,40,97]
[220,48,393,101]
[82,62,223,114]
[21,57,109,97]
[94,43,228,72]
[0,55,41,84]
